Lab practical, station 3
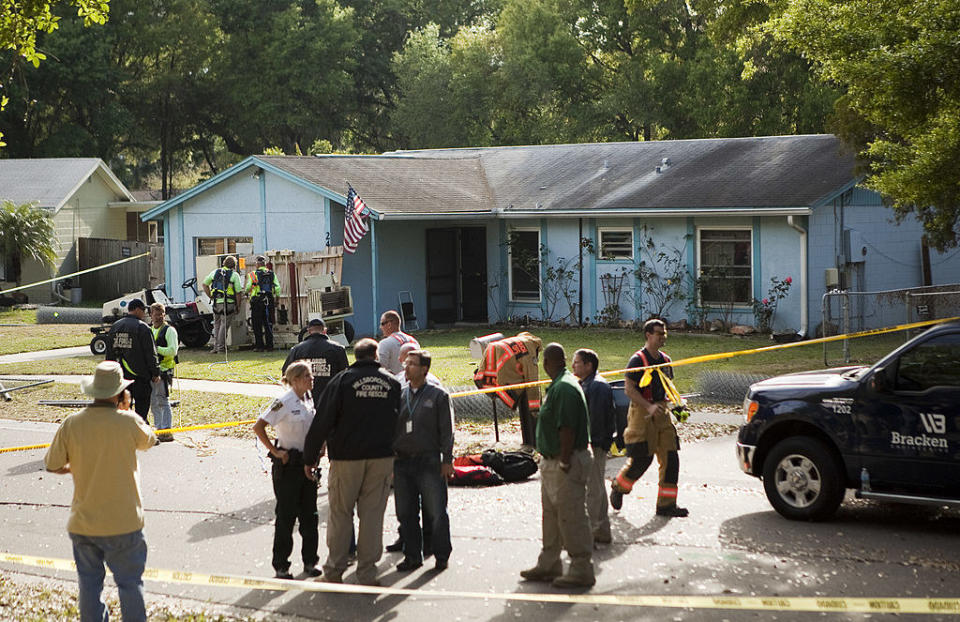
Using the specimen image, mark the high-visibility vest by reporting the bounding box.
[473,332,542,411]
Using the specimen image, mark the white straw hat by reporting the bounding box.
[81,361,134,399]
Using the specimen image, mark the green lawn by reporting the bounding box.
[0,325,911,394]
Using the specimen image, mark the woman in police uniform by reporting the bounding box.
[253,361,321,579]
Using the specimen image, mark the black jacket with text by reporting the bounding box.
[304,359,401,464]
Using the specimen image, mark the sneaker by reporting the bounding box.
[656,505,689,517]
[434,558,448,571]
[552,573,596,588]
[396,559,422,572]
[385,538,403,553]
[275,570,294,580]
[158,434,174,443]
[357,576,381,586]
[593,532,612,544]
[321,573,343,584]
[609,484,623,511]
[304,566,322,578]
[519,565,562,582]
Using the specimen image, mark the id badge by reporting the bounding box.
[405,419,413,434]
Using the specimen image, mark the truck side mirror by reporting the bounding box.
[871,366,890,392]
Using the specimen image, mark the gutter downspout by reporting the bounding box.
[787,216,808,338]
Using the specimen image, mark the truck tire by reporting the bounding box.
[762,437,845,521]
[90,334,111,356]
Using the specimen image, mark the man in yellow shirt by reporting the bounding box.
[45,361,156,622]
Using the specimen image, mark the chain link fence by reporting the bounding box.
[821,284,960,366]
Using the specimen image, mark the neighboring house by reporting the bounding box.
[141,135,960,337]
[0,158,155,303]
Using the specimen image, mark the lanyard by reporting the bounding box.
[404,386,426,418]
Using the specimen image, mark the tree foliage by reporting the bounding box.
[0,0,847,195]
[771,0,960,249]
[0,200,56,285]
[0,0,110,147]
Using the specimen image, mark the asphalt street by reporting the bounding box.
[2,418,959,621]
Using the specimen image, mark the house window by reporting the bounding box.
[698,228,752,305]
[598,228,633,259]
[509,229,541,302]
[196,237,255,256]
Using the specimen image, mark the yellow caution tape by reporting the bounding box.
[0,252,151,295]
[2,316,957,455]
[451,315,960,399]
[1,551,957,613]
[0,419,258,454]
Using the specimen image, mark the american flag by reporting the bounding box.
[343,184,370,254]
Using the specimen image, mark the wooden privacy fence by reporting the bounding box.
[78,238,164,301]
[246,247,344,326]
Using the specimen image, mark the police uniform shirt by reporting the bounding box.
[258,388,316,451]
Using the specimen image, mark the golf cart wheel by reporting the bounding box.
[90,334,111,356]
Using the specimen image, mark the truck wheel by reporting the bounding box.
[90,335,111,356]
[762,437,844,521]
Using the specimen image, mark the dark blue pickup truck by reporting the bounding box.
[737,322,960,520]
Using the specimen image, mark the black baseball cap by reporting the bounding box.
[307,318,325,328]
[127,298,146,311]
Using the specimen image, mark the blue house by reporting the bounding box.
[142,135,960,338]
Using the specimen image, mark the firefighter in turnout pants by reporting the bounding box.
[609,318,688,517]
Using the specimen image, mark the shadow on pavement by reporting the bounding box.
[6,459,45,476]
[719,499,960,565]
[186,498,275,542]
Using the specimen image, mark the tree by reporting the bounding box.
[0,201,56,286]
[205,0,359,156]
[0,0,110,148]
[770,0,960,249]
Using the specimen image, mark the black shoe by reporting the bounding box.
[396,559,423,572]
[304,566,322,578]
[610,484,623,511]
[275,570,294,580]
[434,559,448,571]
[656,505,689,517]
[386,538,403,553]
[423,548,433,559]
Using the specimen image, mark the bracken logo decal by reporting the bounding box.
[890,413,948,452]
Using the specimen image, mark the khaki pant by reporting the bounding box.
[586,448,610,540]
[323,457,394,583]
[535,451,594,580]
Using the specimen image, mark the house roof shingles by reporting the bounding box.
[393,134,858,212]
[259,155,494,215]
[145,135,859,220]
[0,158,134,210]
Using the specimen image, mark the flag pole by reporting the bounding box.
[370,216,379,336]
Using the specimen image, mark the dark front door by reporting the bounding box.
[426,228,458,324]
[459,227,487,322]
[426,227,488,325]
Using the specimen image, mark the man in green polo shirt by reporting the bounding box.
[520,343,595,588]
